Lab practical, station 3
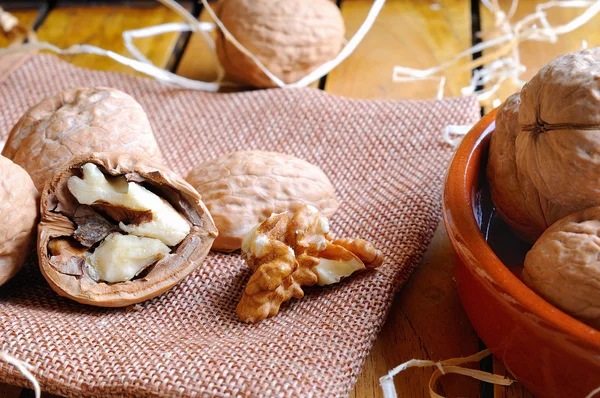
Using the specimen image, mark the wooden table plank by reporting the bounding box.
[35,3,190,74]
[176,6,220,83]
[326,0,473,100]
[323,4,479,396]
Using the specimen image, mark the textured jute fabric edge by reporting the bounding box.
[0,52,35,84]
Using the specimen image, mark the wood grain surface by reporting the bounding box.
[2,0,598,397]
[326,0,473,100]
[35,3,190,74]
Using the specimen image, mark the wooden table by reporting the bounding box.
[1,1,599,397]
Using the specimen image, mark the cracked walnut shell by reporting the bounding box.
[186,150,339,252]
[523,207,600,329]
[516,48,600,209]
[487,93,573,243]
[3,87,162,191]
[0,155,38,286]
[215,0,346,88]
[38,152,217,307]
[236,205,383,323]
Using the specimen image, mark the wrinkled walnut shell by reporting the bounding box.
[487,93,573,243]
[3,87,162,191]
[186,150,339,252]
[0,156,38,286]
[523,207,600,329]
[215,0,345,88]
[38,153,217,307]
[517,48,600,209]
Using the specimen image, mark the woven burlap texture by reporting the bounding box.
[0,53,480,398]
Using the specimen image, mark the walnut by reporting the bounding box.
[214,0,346,88]
[38,153,218,307]
[0,156,38,286]
[523,207,600,329]
[3,87,162,191]
[236,205,383,323]
[516,48,600,209]
[487,93,574,243]
[186,150,339,252]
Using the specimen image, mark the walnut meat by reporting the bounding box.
[516,48,600,209]
[186,150,339,252]
[38,153,217,307]
[236,205,383,322]
[523,207,600,329]
[3,87,162,191]
[0,156,38,286]
[215,0,346,88]
[487,93,573,243]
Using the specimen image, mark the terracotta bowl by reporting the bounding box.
[443,109,600,398]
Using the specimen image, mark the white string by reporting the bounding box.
[0,352,40,398]
[585,385,600,398]
[380,349,514,398]
[0,6,18,32]
[0,41,222,91]
[122,22,215,65]
[392,0,600,105]
[443,125,473,147]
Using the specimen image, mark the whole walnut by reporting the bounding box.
[0,156,38,286]
[487,93,574,243]
[215,0,345,88]
[523,207,600,329]
[516,48,600,209]
[3,87,162,190]
[186,150,339,252]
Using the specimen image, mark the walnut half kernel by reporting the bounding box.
[236,205,384,323]
[59,163,189,283]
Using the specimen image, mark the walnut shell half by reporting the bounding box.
[186,150,339,252]
[523,207,600,329]
[487,93,574,243]
[38,153,217,307]
[0,155,38,286]
[215,0,345,88]
[3,87,162,191]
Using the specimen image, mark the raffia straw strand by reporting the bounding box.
[393,0,600,106]
[585,385,600,398]
[0,352,40,398]
[380,349,514,398]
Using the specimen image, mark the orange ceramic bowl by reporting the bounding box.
[443,109,600,398]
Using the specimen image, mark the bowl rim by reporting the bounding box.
[443,108,600,349]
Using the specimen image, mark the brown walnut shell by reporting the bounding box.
[38,153,218,307]
[3,87,162,191]
[523,207,600,329]
[487,93,574,243]
[0,155,38,286]
[516,48,600,209]
[186,150,339,252]
[215,0,346,88]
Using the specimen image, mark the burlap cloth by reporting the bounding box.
[0,53,480,397]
